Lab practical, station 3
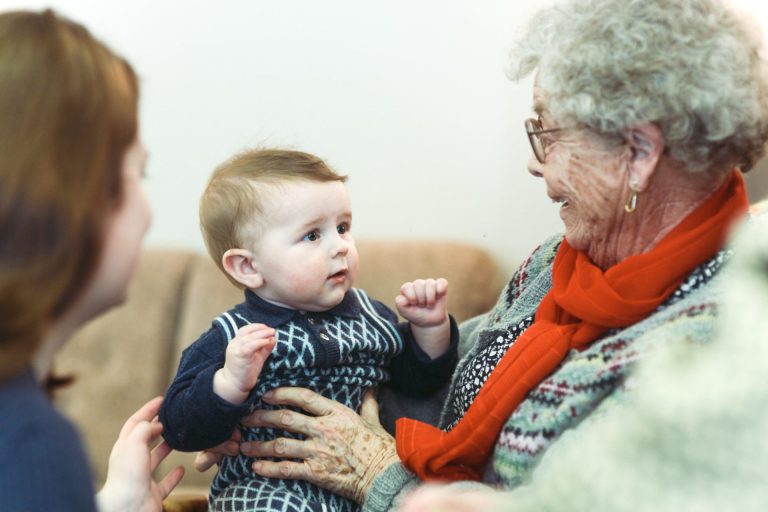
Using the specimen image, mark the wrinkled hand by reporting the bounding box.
[395,278,449,327]
[97,397,185,512]
[193,428,242,472]
[399,485,507,512]
[215,323,276,404]
[241,387,400,504]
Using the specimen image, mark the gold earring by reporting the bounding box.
[625,189,638,213]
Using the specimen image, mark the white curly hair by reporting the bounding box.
[508,0,768,172]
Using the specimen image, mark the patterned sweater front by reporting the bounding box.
[364,234,727,512]
[160,288,457,512]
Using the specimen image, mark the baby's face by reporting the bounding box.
[250,180,359,312]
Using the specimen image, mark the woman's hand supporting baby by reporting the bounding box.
[241,388,399,503]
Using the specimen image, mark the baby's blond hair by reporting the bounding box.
[200,148,346,287]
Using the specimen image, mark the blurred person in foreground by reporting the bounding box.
[0,9,183,511]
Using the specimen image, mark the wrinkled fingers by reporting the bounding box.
[252,459,308,480]
[242,436,312,459]
[245,408,323,439]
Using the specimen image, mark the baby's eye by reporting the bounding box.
[337,223,350,235]
[303,230,320,242]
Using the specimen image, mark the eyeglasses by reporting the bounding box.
[525,117,565,164]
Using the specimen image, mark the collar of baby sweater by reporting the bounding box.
[243,289,363,327]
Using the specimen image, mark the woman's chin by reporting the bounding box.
[557,201,572,219]
[563,229,590,252]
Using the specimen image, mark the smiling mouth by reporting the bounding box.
[551,196,569,208]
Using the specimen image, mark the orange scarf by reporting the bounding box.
[396,170,748,482]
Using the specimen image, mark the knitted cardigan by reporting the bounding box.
[364,234,727,512]
[494,217,768,512]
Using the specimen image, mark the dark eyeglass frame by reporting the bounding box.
[525,117,564,164]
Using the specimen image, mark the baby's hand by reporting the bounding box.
[214,323,276,404]
[394,278,449,328]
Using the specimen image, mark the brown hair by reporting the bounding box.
[0,10,139,380]
[200,149,346,287]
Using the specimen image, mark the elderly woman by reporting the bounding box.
[400,215,768,511]
[198,0,768,510]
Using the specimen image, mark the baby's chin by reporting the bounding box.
[296,289,350,313]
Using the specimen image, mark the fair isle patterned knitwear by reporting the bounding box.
[363,234,726,512]
[448,237,728,487]
[499,215,768,512]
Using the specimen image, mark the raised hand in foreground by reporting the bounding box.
[97,397,185,512]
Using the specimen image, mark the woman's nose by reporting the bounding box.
[527,152,544,178]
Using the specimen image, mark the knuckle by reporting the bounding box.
[249,441,266,456]
[300,388,316,403]
[310,464,329,480]
[317,423,341,440]
[280,410,294,426]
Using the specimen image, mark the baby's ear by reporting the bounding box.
[222,249,264,289]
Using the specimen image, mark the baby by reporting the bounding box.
[159,149,457,512]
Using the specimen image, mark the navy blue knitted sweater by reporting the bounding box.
[160,288,457,511]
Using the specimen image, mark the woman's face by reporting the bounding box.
[78,136,152,321]
[527,90,630,259]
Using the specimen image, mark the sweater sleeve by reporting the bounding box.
[362,462,420,512]
[159,327,257,451]
[366,298,459,397]
[387,316,459,397]
[362,461,495,512]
